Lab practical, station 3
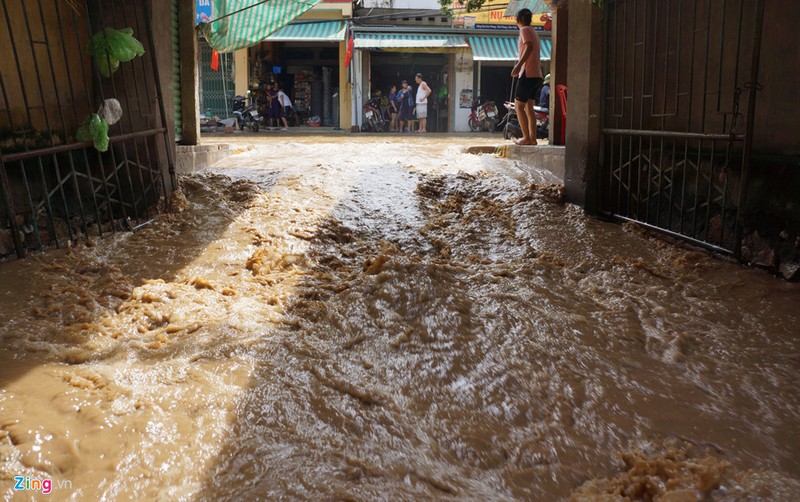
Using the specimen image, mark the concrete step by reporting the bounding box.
[176,143,254,173]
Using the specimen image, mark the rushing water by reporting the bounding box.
[1,136,799,501]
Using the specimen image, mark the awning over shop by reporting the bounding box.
[467,36,552,61]
[198,0,323,53]
[265,20,346,42]
[354,33,469,52]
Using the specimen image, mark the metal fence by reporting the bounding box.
[0,0,176,260]
[600,0,765,255]
[199,36,235,119]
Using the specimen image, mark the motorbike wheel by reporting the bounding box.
[370,116,380,133]
[238,120,244,131]
[485,118,497,132]
[252,122,259,133]
[468,117,481,132]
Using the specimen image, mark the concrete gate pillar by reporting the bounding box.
[564,1,604,214]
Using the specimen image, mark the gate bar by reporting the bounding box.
[733,0,766,259]
[0,157,24,258]
[603,128,744,141]
[612,214,732,255]
[1,128,169,163]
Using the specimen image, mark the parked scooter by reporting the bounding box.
[500,78,548,140]
[361,97,386,132]
[233,90,261,132]
[534,105,549,138]
[502,101,549,140]
[468,97,499,132]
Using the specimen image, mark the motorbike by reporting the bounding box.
[361,97,387,132]
[500,101,549,140]
[534,105,549,138]
[233,91,261,132]
[468,97,499,132]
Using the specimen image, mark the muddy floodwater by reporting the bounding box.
[1,136,799,500]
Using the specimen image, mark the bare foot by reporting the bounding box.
[514,138,536,146]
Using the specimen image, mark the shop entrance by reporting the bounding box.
[248,41,340,127]
[369,52,451,132]
[478,63,514,110]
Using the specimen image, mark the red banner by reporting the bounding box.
[344,35,354,68]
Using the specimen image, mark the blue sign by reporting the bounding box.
[196,0,212,24]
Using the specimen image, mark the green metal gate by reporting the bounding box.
[199,36,235,119]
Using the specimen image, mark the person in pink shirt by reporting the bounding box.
[511,8,544,145]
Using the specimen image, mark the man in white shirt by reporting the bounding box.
[414,73,431,133]
[276,85,294,130]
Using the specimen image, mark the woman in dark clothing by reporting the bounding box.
[397,80,414,133]
[266,82,281,129]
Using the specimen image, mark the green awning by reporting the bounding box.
[198,0,323,53]
[354,33,469,52]
[467,36,552,61]
[265,20,346,42]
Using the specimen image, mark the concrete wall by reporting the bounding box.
[234,50,249,96]
[339,40,352,130]
[178,0,200,145]
[453,49,474,132]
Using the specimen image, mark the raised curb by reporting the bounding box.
[497,144,566,180]
[176,144,255,173]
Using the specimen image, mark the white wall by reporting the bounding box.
[349,50,368,128]
[453,49,474,132]
[361,0,442,9]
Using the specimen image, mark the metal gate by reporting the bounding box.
[199,36,235,119]
[0,0,176,260]
[600,0,765,255]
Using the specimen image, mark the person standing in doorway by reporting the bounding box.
[268,82,282,130]
[276,84,293,130]
[414,73,431,133]
[398,80,414,132]
[511,8,543,145]
[388,85,400,132]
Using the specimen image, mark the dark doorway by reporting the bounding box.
[369,52,451,132]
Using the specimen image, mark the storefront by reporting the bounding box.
[352,30,476,132]
[247,20,346,127]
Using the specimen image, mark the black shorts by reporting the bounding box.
[516,77,543,103]
[399,106,413,121]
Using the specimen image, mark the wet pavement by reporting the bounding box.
[1,136,799,500]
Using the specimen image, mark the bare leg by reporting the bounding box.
[524,99,538,145]
[419,118,427,132]
[514,99,534,145]
[281,116,289,129]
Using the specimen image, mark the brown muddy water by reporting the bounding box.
[1,136,799,501]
